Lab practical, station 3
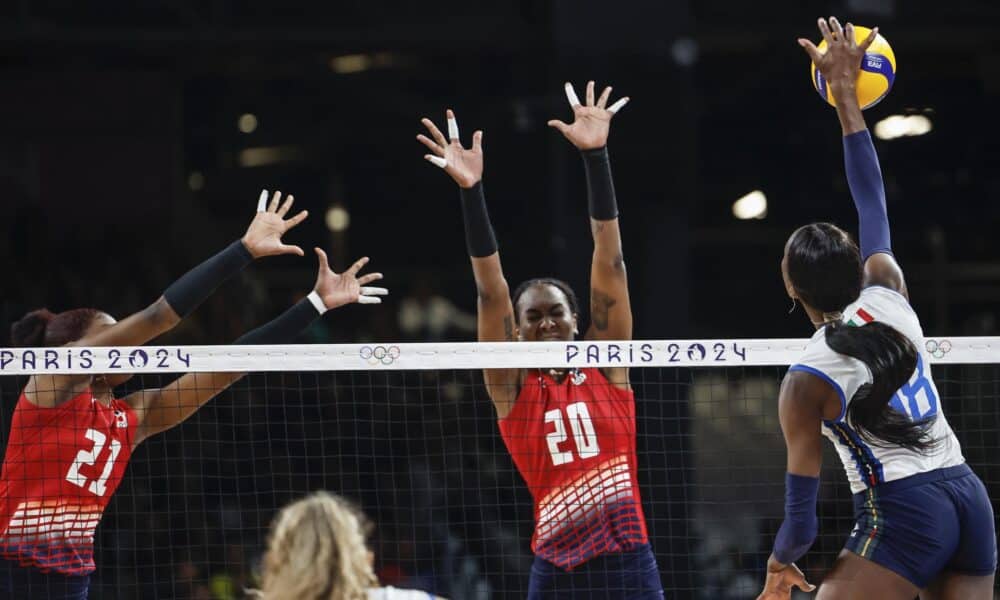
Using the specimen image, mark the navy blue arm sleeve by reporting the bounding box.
[843,129,891,259]
[772,472,820,565]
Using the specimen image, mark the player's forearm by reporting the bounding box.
[582,146,619,227]
[459,182,498,258]
[772,472,820,565]
[843,129,892,259]
[470,255,510,304]
[831,84,867,135]
[234,294,326,345]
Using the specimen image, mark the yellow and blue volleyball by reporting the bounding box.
[811,26,896,110]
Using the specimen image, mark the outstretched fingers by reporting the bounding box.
[547,119,571,134]
[606,97,629,115]
[564,82,582,109]
[283,209,309,231]
[818,17,835,45]
[597,86,613,109]
[357,272,384,286]
[472,130,483,153]
[256,190,268,212]
[859,26,879,52]
[346,256,370,277]
[421,117,448,147]
[797,38,824,63]
[585,80,595,106]
[267,190,282,213]
[416,133,445,156]
[446,108,460,142]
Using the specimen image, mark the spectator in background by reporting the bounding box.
[255,491,446,600]
[398,279,476,342]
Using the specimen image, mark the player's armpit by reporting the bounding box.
[862,252,908,299]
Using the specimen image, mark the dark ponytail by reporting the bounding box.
[10,307,100,347]
[824,320,935,452]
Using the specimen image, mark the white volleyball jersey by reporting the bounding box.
[788,285,965,494]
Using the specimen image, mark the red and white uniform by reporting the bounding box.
[0,389,137,575]
[498,367,649,570]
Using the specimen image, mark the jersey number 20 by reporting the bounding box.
[65,429,122,497]
[545,402,600,466]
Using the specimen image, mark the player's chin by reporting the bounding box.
[100,373,135,388]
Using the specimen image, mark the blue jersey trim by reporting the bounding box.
[828,421,885,487]
[788,364,847,423]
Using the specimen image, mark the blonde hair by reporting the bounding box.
[255,491,377,600]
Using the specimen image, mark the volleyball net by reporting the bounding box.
[1,338,998,599]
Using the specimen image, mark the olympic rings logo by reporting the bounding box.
[359,345,401,365]
[925,339,952,359]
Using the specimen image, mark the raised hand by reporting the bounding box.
[417,109,483,189]
[312,249,387,310]
[756,561,815,600]
[241,190,309,258]
[799,17,878,94]
[548,80,629,150]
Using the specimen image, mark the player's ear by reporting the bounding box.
[572,313,579,335]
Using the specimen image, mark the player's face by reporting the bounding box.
[516,284,578,342]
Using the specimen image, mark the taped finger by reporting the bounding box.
[607,97,630,115]
[357,296,382,305]
[360,286,389,296]
[256,190,268,212]
[564,82,581,108]
[425,155,448,169]
[447,114,460,141]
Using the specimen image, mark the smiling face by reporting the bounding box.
[515,283,579,342]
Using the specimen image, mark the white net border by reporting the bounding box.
[0,336,984,374]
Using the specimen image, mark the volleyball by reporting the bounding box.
[811,25,896,109]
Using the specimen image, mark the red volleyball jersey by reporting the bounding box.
[0,389,137,575]
[498,367,649,570]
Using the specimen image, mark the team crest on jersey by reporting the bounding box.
[571,370,587,386]
[114,409,128,429]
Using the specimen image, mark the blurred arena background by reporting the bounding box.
[1,1,999,598]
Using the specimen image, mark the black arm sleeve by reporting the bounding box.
[233,298,321,345]
[581,146,619,221]
[163,240,254,318]
[459,182,499,257]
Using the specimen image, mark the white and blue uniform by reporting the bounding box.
[788,285,996,587]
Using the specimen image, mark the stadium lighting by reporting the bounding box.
[187,171,205,191]
[732,190,768,220]
[325,205,350,232]
[238,145,305,167]
[238,113,258,134]
[874,114,932,140]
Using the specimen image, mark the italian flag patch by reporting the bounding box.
[847,308,875,327]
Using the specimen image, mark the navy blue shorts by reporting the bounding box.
[527,543,664,599]
[0,559,90,599]
[846,463,997,588]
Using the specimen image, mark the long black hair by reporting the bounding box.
[787,223,934,451]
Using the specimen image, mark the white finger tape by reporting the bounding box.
[607,97,629,115]
[447,116,459,140]
[427,155,448,169]
[257,190,268,212]
[564,82,582,107]
[360,287,389,296]
[357,296,382,305]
